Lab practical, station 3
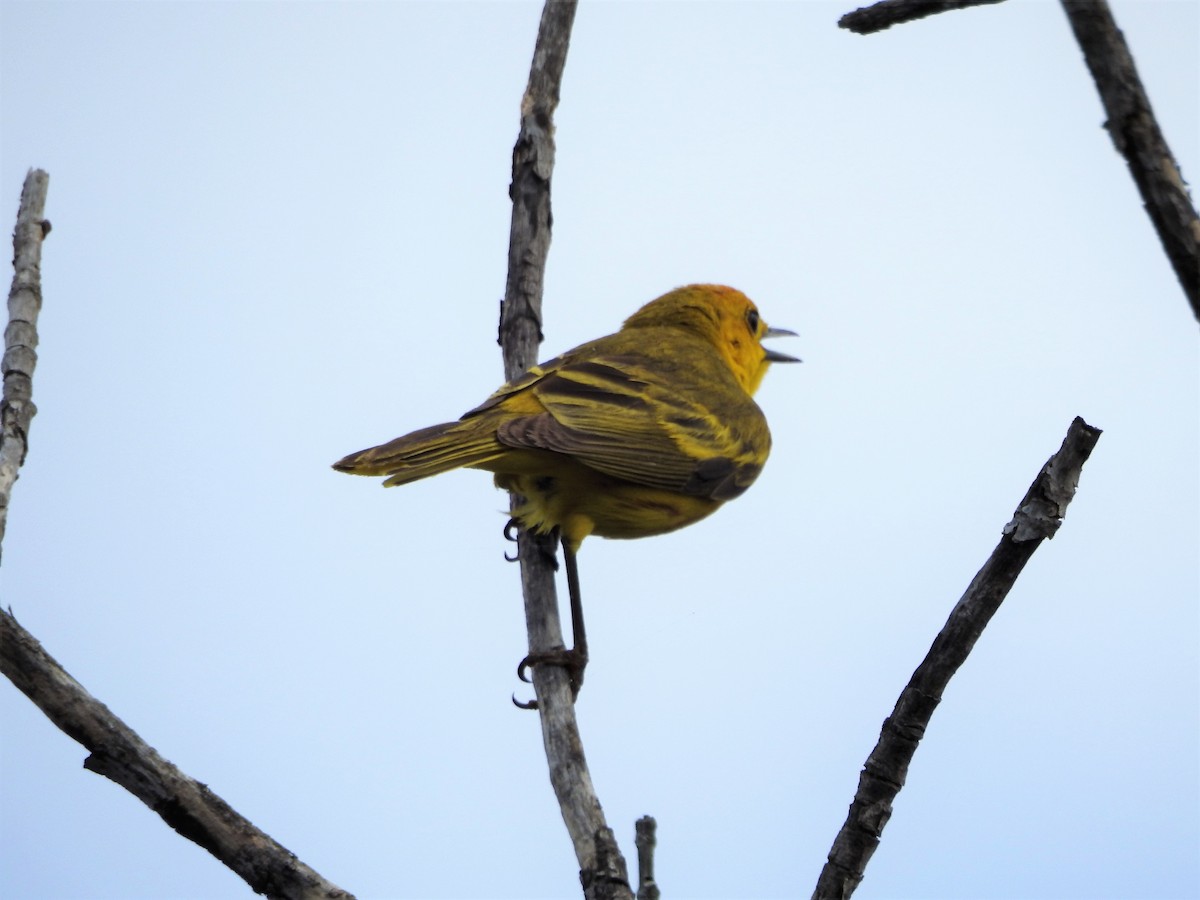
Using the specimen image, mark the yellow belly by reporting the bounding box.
[491,462,721,552]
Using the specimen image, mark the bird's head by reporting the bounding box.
[623,284,800,394]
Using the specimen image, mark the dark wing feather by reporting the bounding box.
[461,353,571,418]
[494,351,769,500]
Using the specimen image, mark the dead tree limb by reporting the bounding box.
[0,168,49,561]
[497,2,633,899]
[634,816,661,900]
[0,611,351,900]
[812,416,1103,900]
[1060,0,1200,323]
[0,174,351,898]
[838,0,1003,35]
[841,0,1198,321]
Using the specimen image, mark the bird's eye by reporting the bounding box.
[746,308,760,334]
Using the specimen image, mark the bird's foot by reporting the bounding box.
[502,518,559,569]
[512,645,588,709]
[503,517,521,562]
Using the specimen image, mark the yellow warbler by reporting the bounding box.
[334,284,798,697]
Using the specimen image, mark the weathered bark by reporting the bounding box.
[839,0,1002,35]
[1061,0,1200,323]
[1,171,350,897]
[634,816,661,900]
[0,610,352,899]
[813,417,1103,900]
[497,3,633,899]
[841,0,1199,322]
[0,168,49,561]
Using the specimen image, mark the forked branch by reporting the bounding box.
[841,0,1199,322]
[0,174,351,898]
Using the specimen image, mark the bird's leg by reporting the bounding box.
[513,536,589,708]
[562,541,589,685]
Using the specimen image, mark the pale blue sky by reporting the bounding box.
[1,2,1197,898]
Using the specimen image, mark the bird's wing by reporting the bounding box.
[462,352,571,418]
[489,352,769,501]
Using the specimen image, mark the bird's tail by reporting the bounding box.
[332,419,506,487]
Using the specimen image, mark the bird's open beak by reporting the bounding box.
[763,326,801,363]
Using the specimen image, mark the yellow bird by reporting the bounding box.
[334,284,798,698]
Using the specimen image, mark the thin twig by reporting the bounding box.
[0,610,352,899]
[0,168,50,561]
[838,0,1003,35]
[1060,0,1200,323]
[813,417,1103,900]
[498,3,632,899]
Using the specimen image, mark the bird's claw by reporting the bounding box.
[503,517,521,562]
[502,519,561,570]
[512,646,588,710]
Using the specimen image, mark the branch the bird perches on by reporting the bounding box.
[497,4,631,898]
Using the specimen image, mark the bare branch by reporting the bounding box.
[1,168,50,561]
[0,610,351,899]
[497,3,632,898]
[813,417,1103,900]
[634,816,661,900]
[1060,0,1200,323]
[499,0,574,381]
[841,0,1198,320]
[839,0,1003,35]
[1,171,349,897]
